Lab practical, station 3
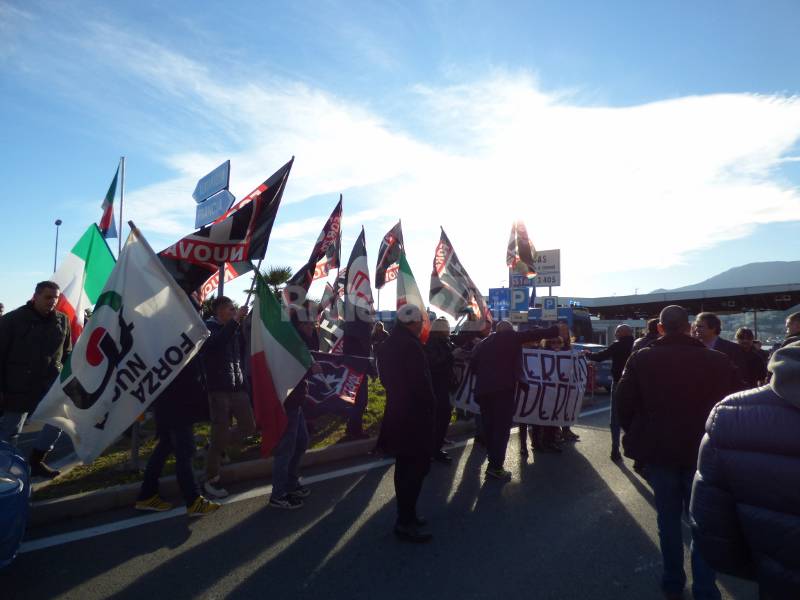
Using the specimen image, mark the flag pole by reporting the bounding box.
[118,156,125,255]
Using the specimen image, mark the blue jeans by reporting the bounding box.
[138,423,199,507]
[271,407,309,499]
[644,464,720,600]
[0,411,62,453]
[609,382,620,453]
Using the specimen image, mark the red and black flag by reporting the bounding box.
[430,228,492,329]
[342,228,375,355]
[286,195,342,292]
[98,162,120,239]
[158,157,294,295]
[506,220,537,278]
[374,220,404,289]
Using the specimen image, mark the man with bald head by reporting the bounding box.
[584,323,635,461]
[616,305,739,600]
[376,304,438,542]
[470,318,566,480]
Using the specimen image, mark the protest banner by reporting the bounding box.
[452,348,588,426]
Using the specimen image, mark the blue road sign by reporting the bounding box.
[193,160,231,203]
[488,288,511,311]
[511,287,530,311]
[195,189,235,228]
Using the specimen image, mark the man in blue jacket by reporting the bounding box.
[691,341,800,600]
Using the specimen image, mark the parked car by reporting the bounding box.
[0,441,29,569]
[571,342,613,391]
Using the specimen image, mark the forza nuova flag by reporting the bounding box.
[159,158,294,294]
[286,195,343,292]
[31,226,209,463]
[343,228,375,349]
[375,221,403,289]
[397,252,430,343]
[429,228,492,328]
[506,220,537,277]
[251,275,313,456]
[52,224,116,344]
[98,163,119,239]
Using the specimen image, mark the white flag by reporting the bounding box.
[31,226,210,463]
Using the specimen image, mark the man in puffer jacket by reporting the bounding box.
[691,341,800,600]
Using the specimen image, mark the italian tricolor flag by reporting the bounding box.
[250,275,313,457]
[52,224,116,343]
[397,251,431,343]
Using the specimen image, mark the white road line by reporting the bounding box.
[20,409,609,554]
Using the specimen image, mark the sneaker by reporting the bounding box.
[434,450,452,464]
[485,467,513,480]
[187,496,221,517]
[610,450,623,462]
[394,522,433,543]
[203,477,229,499]
[135,495,172,512]
[289,485,311,499]
[269,494,304,509]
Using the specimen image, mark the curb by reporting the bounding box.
[29,420,477,528]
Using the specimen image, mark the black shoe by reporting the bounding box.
[633,461,645,476]
[434,450,452,464]
[394,523,432,543]
[610,450,623,462]
[415,515,427,527]
[442,438,454,446]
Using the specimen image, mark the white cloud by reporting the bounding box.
[6,13,800,305]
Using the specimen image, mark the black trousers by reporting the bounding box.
[394,454,431,526]
[477,390,515,469]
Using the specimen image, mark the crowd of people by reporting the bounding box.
[1,281,799,597]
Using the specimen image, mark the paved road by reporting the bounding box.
[3,405,757,600]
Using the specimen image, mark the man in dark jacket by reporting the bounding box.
[377,304,437,542]
[201,296,255,499]
[616,305,740,600]
[0,282,71,478]
[631,318,660,353]
[584,324,634,461]
[734,327,768,388]
[693,312,748,390]
[691,341,800,600]
[470,320,564,480]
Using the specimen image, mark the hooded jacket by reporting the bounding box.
[690,342,800,600]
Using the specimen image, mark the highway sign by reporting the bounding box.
[195,189,235,228]
[193,160,231,203]
[533,249,560,274]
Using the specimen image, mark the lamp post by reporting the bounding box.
[53,219,62,272]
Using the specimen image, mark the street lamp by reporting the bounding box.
[53,219,62,273]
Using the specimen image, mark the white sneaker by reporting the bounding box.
[203,477,229,499]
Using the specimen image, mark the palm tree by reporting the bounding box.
[259,265,293,295]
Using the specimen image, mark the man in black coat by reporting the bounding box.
[470,320,564,480]
[0,281,71,478]
[424,317,456,464]
[691,341,800,600]
[584,324,634,461]
[616,305,739,600]
[734,327,768,388]
[693,312,748,390]
[377,305,437,542]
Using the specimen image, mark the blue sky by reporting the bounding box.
[2,0,800,310]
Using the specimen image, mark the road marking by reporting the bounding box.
[20,407,610,554]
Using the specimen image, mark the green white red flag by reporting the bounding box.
[98,163,120,239]
[52,224,116,344]
[397,252,430,343]
[250,274,313,456]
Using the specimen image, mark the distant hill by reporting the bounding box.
[651,261,800,293]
